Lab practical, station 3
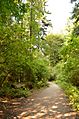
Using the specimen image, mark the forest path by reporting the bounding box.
[0,82,78,119]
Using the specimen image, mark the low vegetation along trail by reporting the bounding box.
[0,82,78,119]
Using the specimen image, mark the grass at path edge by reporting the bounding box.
[55,80,79,111]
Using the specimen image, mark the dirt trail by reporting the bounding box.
[0,82,79,119]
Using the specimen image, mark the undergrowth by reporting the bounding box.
[0,84,31,98]
[55,80,79,111]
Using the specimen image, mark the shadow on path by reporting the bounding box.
[0,82,79,119]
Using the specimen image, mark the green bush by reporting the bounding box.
[0,83,30,98]
[31,58,50,87]
[56,80,79,111]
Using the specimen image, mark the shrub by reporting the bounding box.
[31,58,50,88]
[0,83,30,98]
[56,80,79,111]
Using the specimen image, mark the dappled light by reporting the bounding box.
[0,0,79,118]
[0,83,78,118]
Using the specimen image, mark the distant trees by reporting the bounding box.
[45,34,63,66]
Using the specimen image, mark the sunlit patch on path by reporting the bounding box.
[0,82,79,119]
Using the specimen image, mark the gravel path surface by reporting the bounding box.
[0,82,78,119]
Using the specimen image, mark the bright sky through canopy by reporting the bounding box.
[47,0,73,33]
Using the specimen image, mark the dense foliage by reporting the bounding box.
[0,0,51,97]
[46,34,63,66]
[0,0,79,111]
[54,0,79,87]
[53,0,79,111]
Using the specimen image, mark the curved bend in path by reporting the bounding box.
[0,82,79,119]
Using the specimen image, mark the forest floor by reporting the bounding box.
[0,82,79,119]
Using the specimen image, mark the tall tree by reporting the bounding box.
[71,0,79,36]
[0,0,51,94]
